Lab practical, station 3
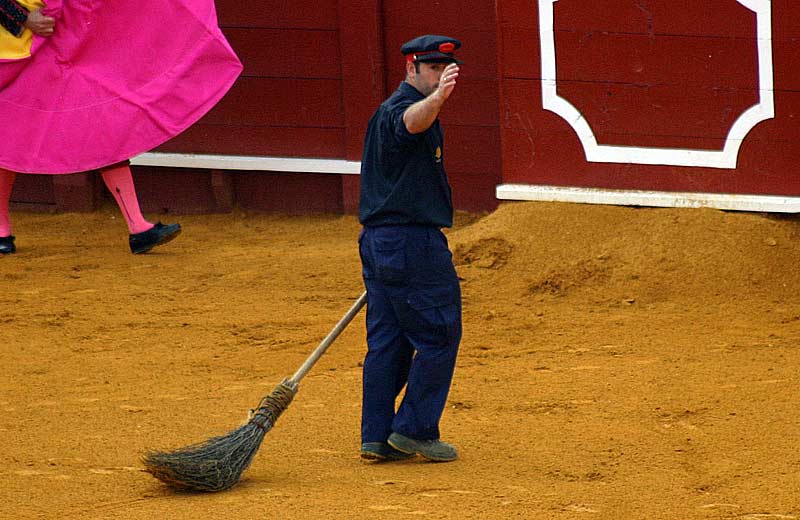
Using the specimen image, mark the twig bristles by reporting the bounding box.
[142,380,297,492]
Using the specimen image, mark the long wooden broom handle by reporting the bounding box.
[288,291,368,387]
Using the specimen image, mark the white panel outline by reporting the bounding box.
[539,0,774,169]
[131,153,361,174]
[496,183,800,213]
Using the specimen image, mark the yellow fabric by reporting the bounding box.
[0,0,45,60]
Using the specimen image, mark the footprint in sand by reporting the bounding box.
[371,480,411,489]
[368,505,408,512]
[119,405,153,413]
[14,470,46,476]
[308,448,341,455]
[564,504,599,513]
[699,503,740,510]
[88,467,140,475]
[73,397,100,404]
[740,515,797,520]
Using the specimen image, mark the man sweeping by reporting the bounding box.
[358,34,464,462]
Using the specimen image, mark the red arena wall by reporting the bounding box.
[166,0,346,159]
[498,0,800,210]
[10,0,800,214]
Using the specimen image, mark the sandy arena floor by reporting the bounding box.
[1,201,799,519]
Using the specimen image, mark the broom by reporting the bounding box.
[142,291,368,492]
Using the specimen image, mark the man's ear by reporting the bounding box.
[405,60,416,78]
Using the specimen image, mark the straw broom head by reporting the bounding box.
[142,380,297,492]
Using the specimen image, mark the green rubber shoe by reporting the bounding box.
[387,432,458,462]
[360,442,416,461]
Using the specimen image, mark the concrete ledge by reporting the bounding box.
[131,153,361,175]
[496,184,800,213]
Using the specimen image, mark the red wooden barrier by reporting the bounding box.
[498,0,800,205]
[11,0,799,214]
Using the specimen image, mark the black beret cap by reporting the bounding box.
[401,34,463,64]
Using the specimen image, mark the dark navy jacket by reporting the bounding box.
[359,82,454,228]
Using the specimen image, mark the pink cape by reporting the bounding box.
[0,0,242,174]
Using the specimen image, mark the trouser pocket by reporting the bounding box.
[370,227,407,285]
[399,284,462,347]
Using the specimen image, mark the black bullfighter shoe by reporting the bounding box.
[0,235,15,254]
[129,222,181,254]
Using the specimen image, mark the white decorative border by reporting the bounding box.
[131,153,361,174]
[496,184,800,213]
[539,0,774,169]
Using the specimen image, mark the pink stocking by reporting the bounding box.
[101,163,153,234]
[0,168,16,237]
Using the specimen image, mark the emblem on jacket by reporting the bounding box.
[435,146,442,163]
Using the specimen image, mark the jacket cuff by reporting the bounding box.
[0,0,29,38]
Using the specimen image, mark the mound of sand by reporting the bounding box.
[451,202,800,304]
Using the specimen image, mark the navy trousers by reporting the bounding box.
[359,224,462,442]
